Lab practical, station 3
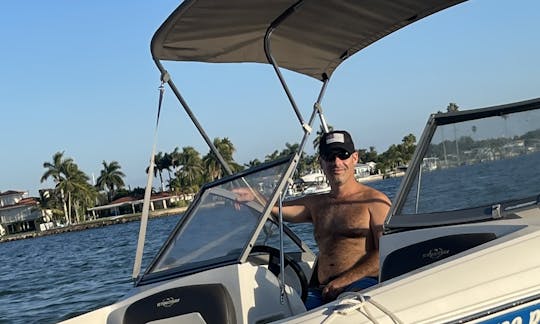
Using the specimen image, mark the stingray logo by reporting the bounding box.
[422,248,450,260]
[157,297,180,308]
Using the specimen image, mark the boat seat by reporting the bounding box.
[380,232,496,282]
[121,283,236,324]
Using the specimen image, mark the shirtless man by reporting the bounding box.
[236,130,391,309]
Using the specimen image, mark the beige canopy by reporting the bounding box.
[151,0,465,81]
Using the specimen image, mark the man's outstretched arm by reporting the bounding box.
[233,187,312,223]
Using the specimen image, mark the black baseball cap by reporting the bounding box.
[319,130,355,156]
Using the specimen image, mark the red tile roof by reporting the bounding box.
[0,197,38,210]
[110,196,138,204]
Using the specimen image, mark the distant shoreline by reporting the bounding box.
[0,206,187,243]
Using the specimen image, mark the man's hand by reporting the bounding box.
[233,187,256,202]
[232,187,257,210]
[321,278,348,302]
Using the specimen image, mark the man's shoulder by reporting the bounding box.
[286,192,328,205]
[304,192,332,204]
[358,184,390,203]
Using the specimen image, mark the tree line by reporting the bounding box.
[38,132,417,225]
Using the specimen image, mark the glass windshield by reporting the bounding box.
[255,219,307,253]
[400,105,540,216]
[146,157,302,275]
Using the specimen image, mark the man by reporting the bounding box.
[236,130,391,309]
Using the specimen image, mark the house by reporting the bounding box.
[86,192,190,219]
[354,163,372,179]
[0,190,51,236]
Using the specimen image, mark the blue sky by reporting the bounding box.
[1,0,539,197]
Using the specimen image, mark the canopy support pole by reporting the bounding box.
[314,75,330,133]
[258,0,336,303]
[153,59,234,176]
[264,0,308,132]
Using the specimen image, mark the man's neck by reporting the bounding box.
[329,179,361,199]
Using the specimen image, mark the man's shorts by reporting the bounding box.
[304,276,378,310]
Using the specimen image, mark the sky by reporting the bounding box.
[1,0,539,197]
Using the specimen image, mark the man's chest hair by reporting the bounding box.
[313,203,371,232]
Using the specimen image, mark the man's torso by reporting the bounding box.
[306,187,378,284]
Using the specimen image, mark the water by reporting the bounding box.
[0,178,401,324]
[401,152,540,215]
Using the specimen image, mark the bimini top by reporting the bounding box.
[151,0,465,81]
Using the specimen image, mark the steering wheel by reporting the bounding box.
[250,245,308,301]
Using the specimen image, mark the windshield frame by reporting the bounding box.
[137,155,312,286]
[385,97,540,231]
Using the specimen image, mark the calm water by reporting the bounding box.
[0,178,401,324]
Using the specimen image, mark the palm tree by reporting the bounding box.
[264,150,280,162]
[281,143,299,156]
[41,152,72,225]
[302,154,319,174]
[244,159,262,168]
[56,162,93,224]
[60,164,96,223]
[446,103,459,112]
[399,133,417,163]
[41,152,96,224]
[278,142,306,175]
[162,152,174,182]
[367,146,378,162]
[380,144,402,170]
[356,146,378,166]
[203,137,240,181]
[176,146,203,188]
[202,152,221,182]
[215,137,241,172]
[146,151,169,192]
[156,152,170,191]
[96,160,126,203]
[169,147,182,174]
[73,182,99,221]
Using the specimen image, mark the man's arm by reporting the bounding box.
[368,193,391,249]
[233,187,312,223]
[279,197,312,223]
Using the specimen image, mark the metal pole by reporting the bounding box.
[263,0,307,130]
[278,191,285,304]
[153,60,233,176]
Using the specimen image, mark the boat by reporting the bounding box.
[301,183,330,195]
[299,171,326,185]
[61,0,540,323]
[297,170,329,195]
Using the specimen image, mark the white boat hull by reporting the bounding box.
[60,262,308,324]
[280,210,540,323]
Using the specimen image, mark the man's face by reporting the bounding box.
[319,150,358,186]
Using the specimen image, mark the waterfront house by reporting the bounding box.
[354,162,374,179]
[0,190,52,236]
[86,191,190,219]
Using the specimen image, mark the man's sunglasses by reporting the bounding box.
[321,150,352,161]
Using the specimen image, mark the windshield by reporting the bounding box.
[388,99,540,227]
[144,156,307,278]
